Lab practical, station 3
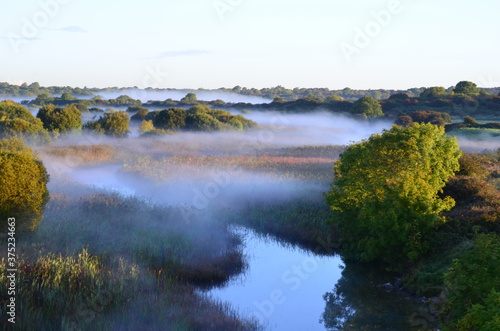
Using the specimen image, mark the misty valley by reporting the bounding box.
[1,83,500,330]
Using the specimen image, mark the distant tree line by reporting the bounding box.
[2,81,499,121]
[2,80,499,102]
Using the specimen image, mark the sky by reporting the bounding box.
[1,0,499,90]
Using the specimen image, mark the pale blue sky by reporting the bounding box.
[1,0,499,89]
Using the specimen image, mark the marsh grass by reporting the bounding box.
[0,185,258,330]
[40,144,117,166]
[122,147,339,183]
[0,142,345,330]
[0,250,140,329]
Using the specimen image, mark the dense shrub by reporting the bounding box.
[352,96,383,118]
[0,100,51,144]
[0,138,50,232]
[327,123,460,265]
[153,108,186,130]
[84,111,130,137]
[37,104,82,133]
[443,234,500,329]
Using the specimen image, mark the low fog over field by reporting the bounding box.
[43,111,392,205]
[85,89,273,104]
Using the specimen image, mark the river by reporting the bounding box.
[208,226,434,331]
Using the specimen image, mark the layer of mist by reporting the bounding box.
[86,89,272,104]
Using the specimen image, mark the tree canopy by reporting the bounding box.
[153,107,187,131]
[0,100,51,144]
[443,233,500,330]
[180,93,198,105]
[37,104,82,133]
[0,138,50,233]
[84,111,130,137]
[327,123,461,265]
[420,86,447,99]
[453,81,480,96]
[352,96,384,118]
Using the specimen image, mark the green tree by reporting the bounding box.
[326,123,460,265]
[453,81,480,96]
[153,108,187,131]
[130,107,149,121]
[139,120,154,134]
[0,138,50,233]
[37,104,82,133]
[185,112,222,131]
[443,233,500,329]
[84,111,130,137]
[60,93,75,101]
[352,96,383,118]
[180,93,198,105]
[463,115,477,125]
[420,87,447,99]
[325,95,344,102]
[455,290,500,331]
[0,101,50,144]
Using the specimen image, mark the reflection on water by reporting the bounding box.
[321,263,437,331]
[209,227,435,331]
[208,226,343,330]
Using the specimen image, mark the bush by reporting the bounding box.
[130,107,149,121]
[420,87,447,99]
[139,120,154,134]
[395,115,413,127]
[0,138,50,233]
[352,96,383,118]
[0,101,51,144]
[180,92,198,105]
[84,111,130,137]
[455,289,500,331]
[463,116,477,125]
[410,110,451,126]
[456,153,490,179]
[37,104,82,133]
[185,111,223,131]
[443,234,500,328]
[327,123,460,265]
[74,103,89,113]
[153,108,186,130]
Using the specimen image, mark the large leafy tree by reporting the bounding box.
[37,104,82,133]
[0,100,50,144]
[0,138,50,233]
[180,93,198,105]
[352,96,383,119]
[153,108,187,131]
[84,111,130,137]
[327,123,460,265]
[420,86,447,99]
[453,81,480,96]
